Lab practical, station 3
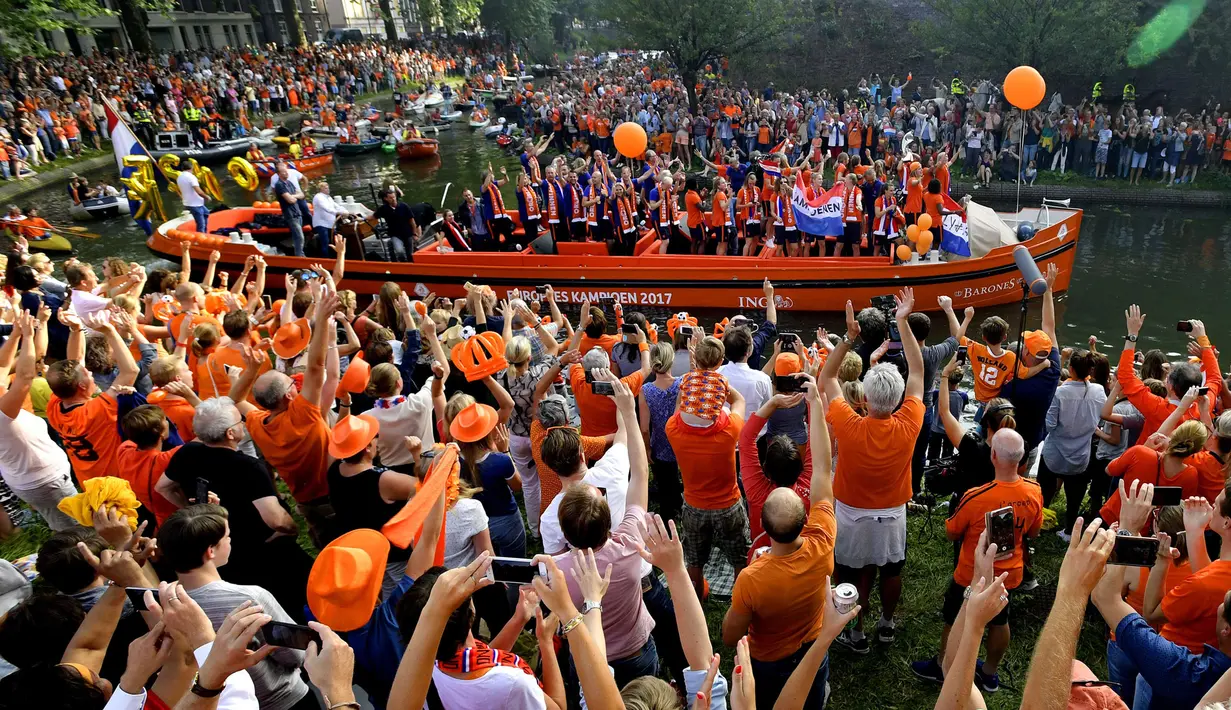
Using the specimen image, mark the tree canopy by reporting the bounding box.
[0,0,174,56]
[597,0,792,110]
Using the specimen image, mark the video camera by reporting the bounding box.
[870,294,907,376]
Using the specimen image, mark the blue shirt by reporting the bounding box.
[642,377,681,462]
[747,320,779,370]
[1003,347,1061,452]
[336,574,415,710]
[1115,613,1231,710]
[469,452,519,517]
[273,179,302,220]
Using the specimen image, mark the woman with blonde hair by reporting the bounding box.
[1099,419,1208,527]
[639,342,682,522]
[496,334,554,538]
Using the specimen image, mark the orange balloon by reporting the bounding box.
[1004,66,1046,110]
[613,121,648,158]
[906,224,919,242]
[918,230,934,253]
[918,213,933,231]
[896,244,913,261]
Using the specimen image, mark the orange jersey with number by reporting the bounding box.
[48,393,122,483]
[961,337,1017,402]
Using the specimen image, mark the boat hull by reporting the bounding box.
[396,139,439,160]
[148,208,1082,312]
[252,153,335,176]
[334,141,382,155]
[70,195,131,220]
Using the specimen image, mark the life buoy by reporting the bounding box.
[227,157,259,191]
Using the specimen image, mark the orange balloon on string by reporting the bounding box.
[1004,66,1046,110]
[918,213,933,231]
[613,122,648,158]
[896,244,913,261]
[906,224,919,242]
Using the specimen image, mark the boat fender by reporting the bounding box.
[228,157,259,191]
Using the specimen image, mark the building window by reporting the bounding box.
[278,20,289,43]
[181,26,192,48]
[309,0,318,10]
[245,25,256,45]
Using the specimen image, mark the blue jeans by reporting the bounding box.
[695,135,708,159]
[487,511,526,558]
[287,217,305,257]
[1106,639,1138,707]
[313,226,333,257]
[187,205,209,233]
[608,633,659,690]
[751,644,829,709]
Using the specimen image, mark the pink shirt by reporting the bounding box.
[553,505,654,661]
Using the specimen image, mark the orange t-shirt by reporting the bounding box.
[904,178,923,213]
[665,412,743,510]
[709,191,729,228]
[48,394,121,483]
[730,501,836,661]
[1161,559,1231,653]
[578,333,621,358]
[922,192,944,228]
[827,396,924,509]
[198,344,270,400]
[116,441,181,526]
[685,190,704,229]
[961,337,1017,402]
[245,394,330,503]
[946,478,1044,589]
[155,396,198,442]
[1100,445,1199,524]
[1187,450,1227,503]
[568,366,644,437]
[937,164,951,195]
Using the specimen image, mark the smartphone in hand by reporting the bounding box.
[985,506,1015,561]
[257,621,322,650]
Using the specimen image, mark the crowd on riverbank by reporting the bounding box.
[3,211,1231,710]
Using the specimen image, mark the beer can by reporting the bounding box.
[833,583,858,615]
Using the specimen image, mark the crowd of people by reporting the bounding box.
[2,213,1231,710]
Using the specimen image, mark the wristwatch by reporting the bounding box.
[581,600,603,615]
[191,675,224,698]
[842,334,856,346]
[1124,334,1138,342]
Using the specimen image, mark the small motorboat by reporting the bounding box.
[426,121,453,132]
[396,138,439,160]
[251,152,335,177]
[423,92,446,107]
[439,111,463,122]
[69,195,132,220]
[303,119,370,139]
[502,75,534,84]
[455,101,477,112]
[150,131,276,163]
[469,118,491,130]
[483,119,509,138]
[334,139,383,156]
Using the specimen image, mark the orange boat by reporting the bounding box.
[149,201,1081,313]
[396,139,439,160]
[252,152,335,177]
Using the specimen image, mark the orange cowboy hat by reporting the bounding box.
[775,353,802,376]
[306,529,390,632]
[273,318,311,360]
[449,402,498,443]
[335,352,369,397]
[168,312,218,339]
[328,413,380,459]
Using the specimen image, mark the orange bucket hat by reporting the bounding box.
[449,402,498,443]
[450,331,507,382]
[335,352,369,397]
[328,413,380,459]
[273,318,312,360]
[775,353,802,376]
[306,529,390,632]
[678,370,729,421]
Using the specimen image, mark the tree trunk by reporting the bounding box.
[378,0,399,41]
[281,0,306,46]
[114,0,152,53]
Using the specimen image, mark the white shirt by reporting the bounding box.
[429,663,545,710]
[70,287,112,322]
[190,642,260,710]
[311,192,340,230]
[541,443,629,555]
[178,172,205,208]
[0,407,71,490]
[367,378,436,467]
[269,168,304,193]
[718,362,772,424]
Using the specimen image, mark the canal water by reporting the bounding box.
[19,127,1231,351]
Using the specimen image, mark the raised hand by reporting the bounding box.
[937,295,953,312]
[428,552,493,613]
[1056,517,1116,595]
[1182,496,1214,531]
[894,286,915,320]
[730,636,756,710]
[1118,479,1155,536]
[967,573,1011,628]
[197,601,275,688]
[1125,304,1146,337]
[1045,262,1059,291]
[634,514,685,572]
[844,300,859,341]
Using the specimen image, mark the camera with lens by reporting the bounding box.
[869,294,907,375]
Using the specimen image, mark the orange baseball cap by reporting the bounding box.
[272,318,311,360]
[335,352,369,398]
[449,402,499,443]
[775,353,802,376]
[328,413,380,459]
[306,529,390,632]
[1023,330,1053,358]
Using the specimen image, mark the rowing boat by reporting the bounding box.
[69,195,131,220]
[149,202,1082,312]
[251,152,335,177]
[396,139,439,160]
[334,140,383,155]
